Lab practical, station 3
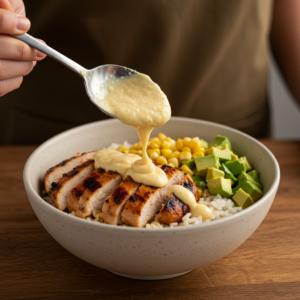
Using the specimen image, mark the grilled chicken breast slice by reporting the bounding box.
[157,174,198,224]
[68,168,105,213]
[76,171,122,218]
[51,160,95,210]
[44,151,96,194]
[101,176,141,225]
[121,165,185,227]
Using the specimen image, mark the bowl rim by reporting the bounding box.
[23,117,280,232]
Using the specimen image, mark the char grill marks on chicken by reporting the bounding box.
[157,174,198,224]
[51,159,95,210]
[121,165,185,227]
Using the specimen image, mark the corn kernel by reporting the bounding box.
[163,137,172,143]
[179,151,192,161]
[149,142,161,149]
[182,146,191,152]
[181,164,194,176]
[197,187,203,198]
[183,137,192,146]
[161,149,172,158]
[131,143,139,150]
[193,151,205,158]
[149,137,160,142]
[170,145,178,152]
[135,142,143,150]
[147,148,160,156]
[116,146,129,153]
[162,140,171,149]
[136,150,143,156]
[168,163,175,168]
[192,146,205,153]
[129,149,137,154]
[149,152,159,160]
[175,139,184,151]
[169,151,180,159]
[158,133,167,141]
[156,156,168,165]
[168,157,179,168]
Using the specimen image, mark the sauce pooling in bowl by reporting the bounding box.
[95,71,171,187]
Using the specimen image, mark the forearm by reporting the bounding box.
[270,0,300,106]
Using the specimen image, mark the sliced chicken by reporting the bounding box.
[67,168,105,213]
[157,174,198,224]
[121,165,185,227]
[51,160,95,210]
[44,151,96,194]
[75,171,122,218]
[101,176,141,225]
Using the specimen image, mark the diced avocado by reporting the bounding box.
[220,163,237,183]
[206,144,231,162]
[206,167,224,181]
[195,155,219,177]
[224,160,246,176]
[232,177,247,195]
[207,177,232,198]
[232,188,254,209]
[238,172,262,189]
[181,159,195,170]
[191,175,207,189]
[200,139,209,149]
[230,151,239,161]
[239,157,252,171]
[241,181,263,202]
[192,168,201,176]
[209,135,232,150]
[248,170,260,183]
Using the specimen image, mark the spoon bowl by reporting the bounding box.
[11,33,137,117]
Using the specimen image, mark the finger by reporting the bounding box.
[0,8,30,34]
[0,59,36,80]
[0,35,46,61]
[0,0,12,11]
[0,76,23,97]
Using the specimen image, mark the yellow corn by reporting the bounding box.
[181,164,194,176]
[169,151,180,159]
[163,137,172,143]
[158,133,167,141]
[175,139,184,151]
[168,163,175,168]
[179,151,192,161]
[182,146,191,152]
[197,187,203,198]
[149,142,161,149]
[116,146,129,153]
[131,143,138,150]
[193,151,205,158]
[135,142,143,150]
[183,137,192,146]
[192,146,205,154]
[129,149,137,154]
[149,137,160,142]
[170,145,178,152]
[149,152,159,160]
[162,140,171,149]
[147,148,160,156]
[168,157,179,168]
[156,156,168,165]
[136,150,143,156]
[187,137,201,149]
[161,149,172,158]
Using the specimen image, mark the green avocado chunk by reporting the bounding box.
[206,167,225,181]
[232,177,247,195]
[241,181,263,202]
[195,154,219,177]
[230,151,239,161]
[232,188,254,209]
[239,157,252,171]
[206,144,231,162]
[238,171,262,189]
[220,163,237,183]
[191,175,207,189]
[209,135,232,150]
[207,177,232,198]
[248,170,260,183]
[200,139,209,149]
[181,159,195,170]
[224,160,246,176]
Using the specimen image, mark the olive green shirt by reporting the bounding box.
[0,0,272,144]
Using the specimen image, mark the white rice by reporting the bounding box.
[42,141,243,228]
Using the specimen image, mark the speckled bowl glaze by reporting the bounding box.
[23,117,280,280]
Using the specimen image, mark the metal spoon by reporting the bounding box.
[11,33,137,117]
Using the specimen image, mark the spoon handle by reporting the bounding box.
[11,33,87,77]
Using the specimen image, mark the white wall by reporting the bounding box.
[269,55,300,140]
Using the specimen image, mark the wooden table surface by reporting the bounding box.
[1,140,300,300]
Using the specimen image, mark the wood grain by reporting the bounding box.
[0,141,300,300]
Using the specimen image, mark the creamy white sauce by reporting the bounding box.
[168,185,212,220]
[94,71,171,187]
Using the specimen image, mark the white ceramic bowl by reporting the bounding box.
[23,117,280,280]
